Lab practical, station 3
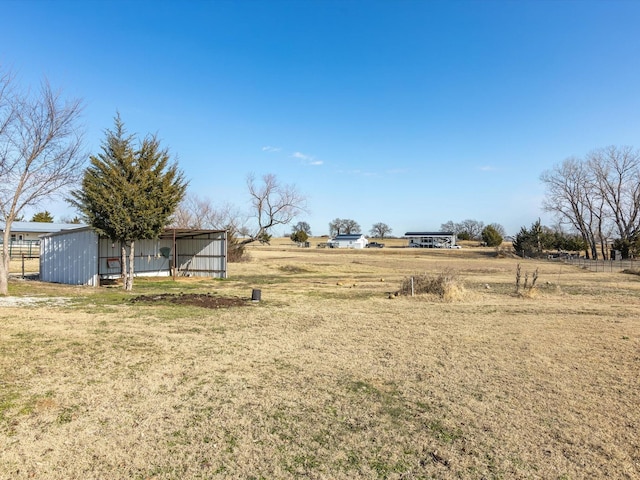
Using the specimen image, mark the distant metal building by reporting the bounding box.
[404,232,457,248]
[327,234,368,249]
[0,221,86,242]
[0,221,86,258]
[39,227,226,286]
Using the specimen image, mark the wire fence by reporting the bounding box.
[0,240,41,258]
[563,257,639,272]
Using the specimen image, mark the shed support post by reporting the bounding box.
[172,228,177,281]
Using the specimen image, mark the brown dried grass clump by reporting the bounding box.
[515,263,539,298]
[399,269,465,301]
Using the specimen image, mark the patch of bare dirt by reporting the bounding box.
[0,296,68,307]
[130,293,249,309]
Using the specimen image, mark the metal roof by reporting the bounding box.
[40,226,226,240]
[158,229,226,240]
[0,221,86,234]
[332,234,365,239]
[404,232,455,236]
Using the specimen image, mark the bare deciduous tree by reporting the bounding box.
[487,223,506,238]
[540,148,640,260]
[172,193,245,231]
[242,173,306,245]
[0,69,84,295]
[341,219,360,235]
[588,145,640,242]
[291,221,312,236]
[329,218,360,236]
[172,193,251,262]
[328,218,343,236]
[369,222,392,239]
[440,220,457,233]
[440,219,485,239]
[459,219,484,240]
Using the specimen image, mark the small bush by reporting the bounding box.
[482,225,503,247]
[227,237,248,262]
[399,270,464,300]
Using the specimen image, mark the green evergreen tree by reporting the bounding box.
[612,234,640,259]
[290,229,309,244]
[69,115,187,290]
[481,225,503,247]
[512,225,536,257]
[31,211,54,222]
[512,219,559,257]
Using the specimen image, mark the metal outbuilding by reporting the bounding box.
[404,231,457,248]
[39,227,227,286]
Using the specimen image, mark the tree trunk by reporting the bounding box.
[121,243,127,289]
[121,242,134,291]
[589,237,598,260]
[600,238,608,260]
[127,240,135,291]
[0,242,9,296]
[0,226,13,296]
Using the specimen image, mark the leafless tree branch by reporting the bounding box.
[0,67,85,295]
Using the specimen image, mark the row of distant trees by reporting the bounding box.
[327,219,393,238]
[12,210,81,223]
[288,219,394,245]
[512,219,587,258]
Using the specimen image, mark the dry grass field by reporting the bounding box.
[1,240,639,479]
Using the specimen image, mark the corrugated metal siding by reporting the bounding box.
[98,238,175,278]
[40,229,100,286]
[175,232,226,278]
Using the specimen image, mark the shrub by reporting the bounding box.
[227,235,247,262]
[481,225,503,247]
[290,230,309,244]
[399,270,464,300]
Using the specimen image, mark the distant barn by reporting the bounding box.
[39,227,227,286]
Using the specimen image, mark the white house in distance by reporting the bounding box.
[404,231,457,248]
[327,234,368,249]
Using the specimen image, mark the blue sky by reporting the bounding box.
[3,0,640,236]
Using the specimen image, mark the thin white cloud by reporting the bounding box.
[478,165,496,171]
[262,146,281,152]
[292,151,322,166]
[336,169,378,177]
